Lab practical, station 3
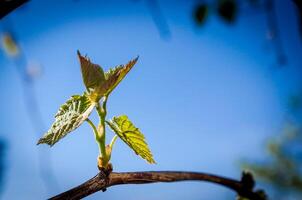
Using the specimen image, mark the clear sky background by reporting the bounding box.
[0,0,301,199]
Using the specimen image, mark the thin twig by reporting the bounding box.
[49,170,266,200]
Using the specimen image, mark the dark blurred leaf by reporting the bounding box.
[0,0,29,19]
[193,3,209,26]
[288,94,302,112]
[293,0,302,13]
[292,0,302,40]
[217,0,237,24]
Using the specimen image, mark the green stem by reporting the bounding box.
[109,135,118,149]
[96,97,107,120]
[96,96,109,167]
[86,118,103,152]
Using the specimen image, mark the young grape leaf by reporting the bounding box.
[77,51,138,100]
[77,50,105,100]
[106,115,155,164]
[37,94,95,146]
[99,56,139,96]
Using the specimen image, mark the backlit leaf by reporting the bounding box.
[77,51,105,100]
[106,115,155,164]
[99,56,139,96]
[37,94,95,146]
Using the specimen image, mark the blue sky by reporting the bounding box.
[0,0,301,199]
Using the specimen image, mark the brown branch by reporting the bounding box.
[49,170,266,200]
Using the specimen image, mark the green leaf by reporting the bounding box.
[77,50,106,99]
[99,56,139,96]
[37,94,95,146]
[106,115,155,164]
[77,51,138,100]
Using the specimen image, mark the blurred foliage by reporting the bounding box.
[242,93,302,199]
[0,0,28,19]
[193,0,238,26]
[0,29,59,194]
[217,0,237,23]
[293,0,302,40]
[1,33,19,57]
[289,93,302,114]
[193,3,209,25]
[192,0,297,66]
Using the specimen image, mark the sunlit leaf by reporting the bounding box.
[77,51,105,100]
[99,56,139,96]
[77,51,138,100]
[37,94,95,146]
[106,115,155,164]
